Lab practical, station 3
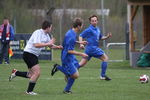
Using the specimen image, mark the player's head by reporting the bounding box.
[89,15,98,27]
[72,18,83,32]
[42,20,52,33]
[3,17,9,25]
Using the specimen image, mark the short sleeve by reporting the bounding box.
[80,28,90,38]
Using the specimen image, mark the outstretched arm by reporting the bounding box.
[68,50,88,58]
[101,32,112,40]
[51,44,63,49]
[33,38,55,48]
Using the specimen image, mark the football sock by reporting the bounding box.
[15,71,29,78]
[101,61,108,77]
[57,65,69,76]
[27,81,36,92]
[64,77,75,91]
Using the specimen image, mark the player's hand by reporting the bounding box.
[57,45,63,49]
[107,33,112,38]
[76,41,88,45]
[81,53,88,58]
[80,44,85,49]
[80,41,88,45]
[48,38,56,46]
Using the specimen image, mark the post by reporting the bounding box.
[101,0,106,49]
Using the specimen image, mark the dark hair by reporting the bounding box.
[88,15,98,21]
[72,18,83,28]
[42,20,52,29]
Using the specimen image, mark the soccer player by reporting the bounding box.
[51,18,88,94]
[79,15,112,81]
[9,21,62,95]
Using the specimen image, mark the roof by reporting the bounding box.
[128,0,150,5]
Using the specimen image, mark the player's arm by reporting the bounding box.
[101,32,112,40]
[51,44,63,49]
[33,38,55,48]
[68,50,88,58]
[78,36,85,49]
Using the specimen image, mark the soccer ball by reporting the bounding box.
[139,74,149,83]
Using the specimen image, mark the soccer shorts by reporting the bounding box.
[85,46,105,60]
[62,58,79,76]
[23,52,39,68]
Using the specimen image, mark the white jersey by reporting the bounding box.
[24,29,51,56]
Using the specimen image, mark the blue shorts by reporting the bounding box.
[85,46,104,60]
[62,58,79,76]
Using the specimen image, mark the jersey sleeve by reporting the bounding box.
[79,28,90,38]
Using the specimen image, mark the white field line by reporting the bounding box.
[1,76,140,81]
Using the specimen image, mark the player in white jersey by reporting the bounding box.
[9,21,62,95]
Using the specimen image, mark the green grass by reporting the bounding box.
[0,49,150,100]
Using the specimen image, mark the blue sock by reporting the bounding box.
[64,77,75,91]
[101,62,108,77]
[57,65,69,76]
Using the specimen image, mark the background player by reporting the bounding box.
[79,15,112,81]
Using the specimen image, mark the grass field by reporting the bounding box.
[0,49,150,100]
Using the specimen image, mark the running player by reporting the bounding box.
[79,15,112,81]
[9,20,62,95]
[51,18,88,94]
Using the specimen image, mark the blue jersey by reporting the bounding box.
[80,24,103,47]
[80,25,104,60]
[61,29,77,64]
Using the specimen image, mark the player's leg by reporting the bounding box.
[99,53,111,81]
[79,58,88,68]
[51,64,70,76]
[63,67,79,94]
[9,69,30,81]
[8,52,33,81]
[26,64,40,95]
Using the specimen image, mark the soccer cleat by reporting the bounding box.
[26,91,38,95]
[9,69,17,81]
[63,90,72,94]
[100,76,111,81]
[51,64,59,76]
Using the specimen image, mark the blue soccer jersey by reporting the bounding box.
[80,25,103,47]
[80,25,104,60]
[61,29,79,75]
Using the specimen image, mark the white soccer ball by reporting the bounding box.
[139,74,149,83]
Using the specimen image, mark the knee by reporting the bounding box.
[35,71,40,77]
[101,55,109,62]
[72,73,79,79]
[74,74,79,79]
[103,57,109,62]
